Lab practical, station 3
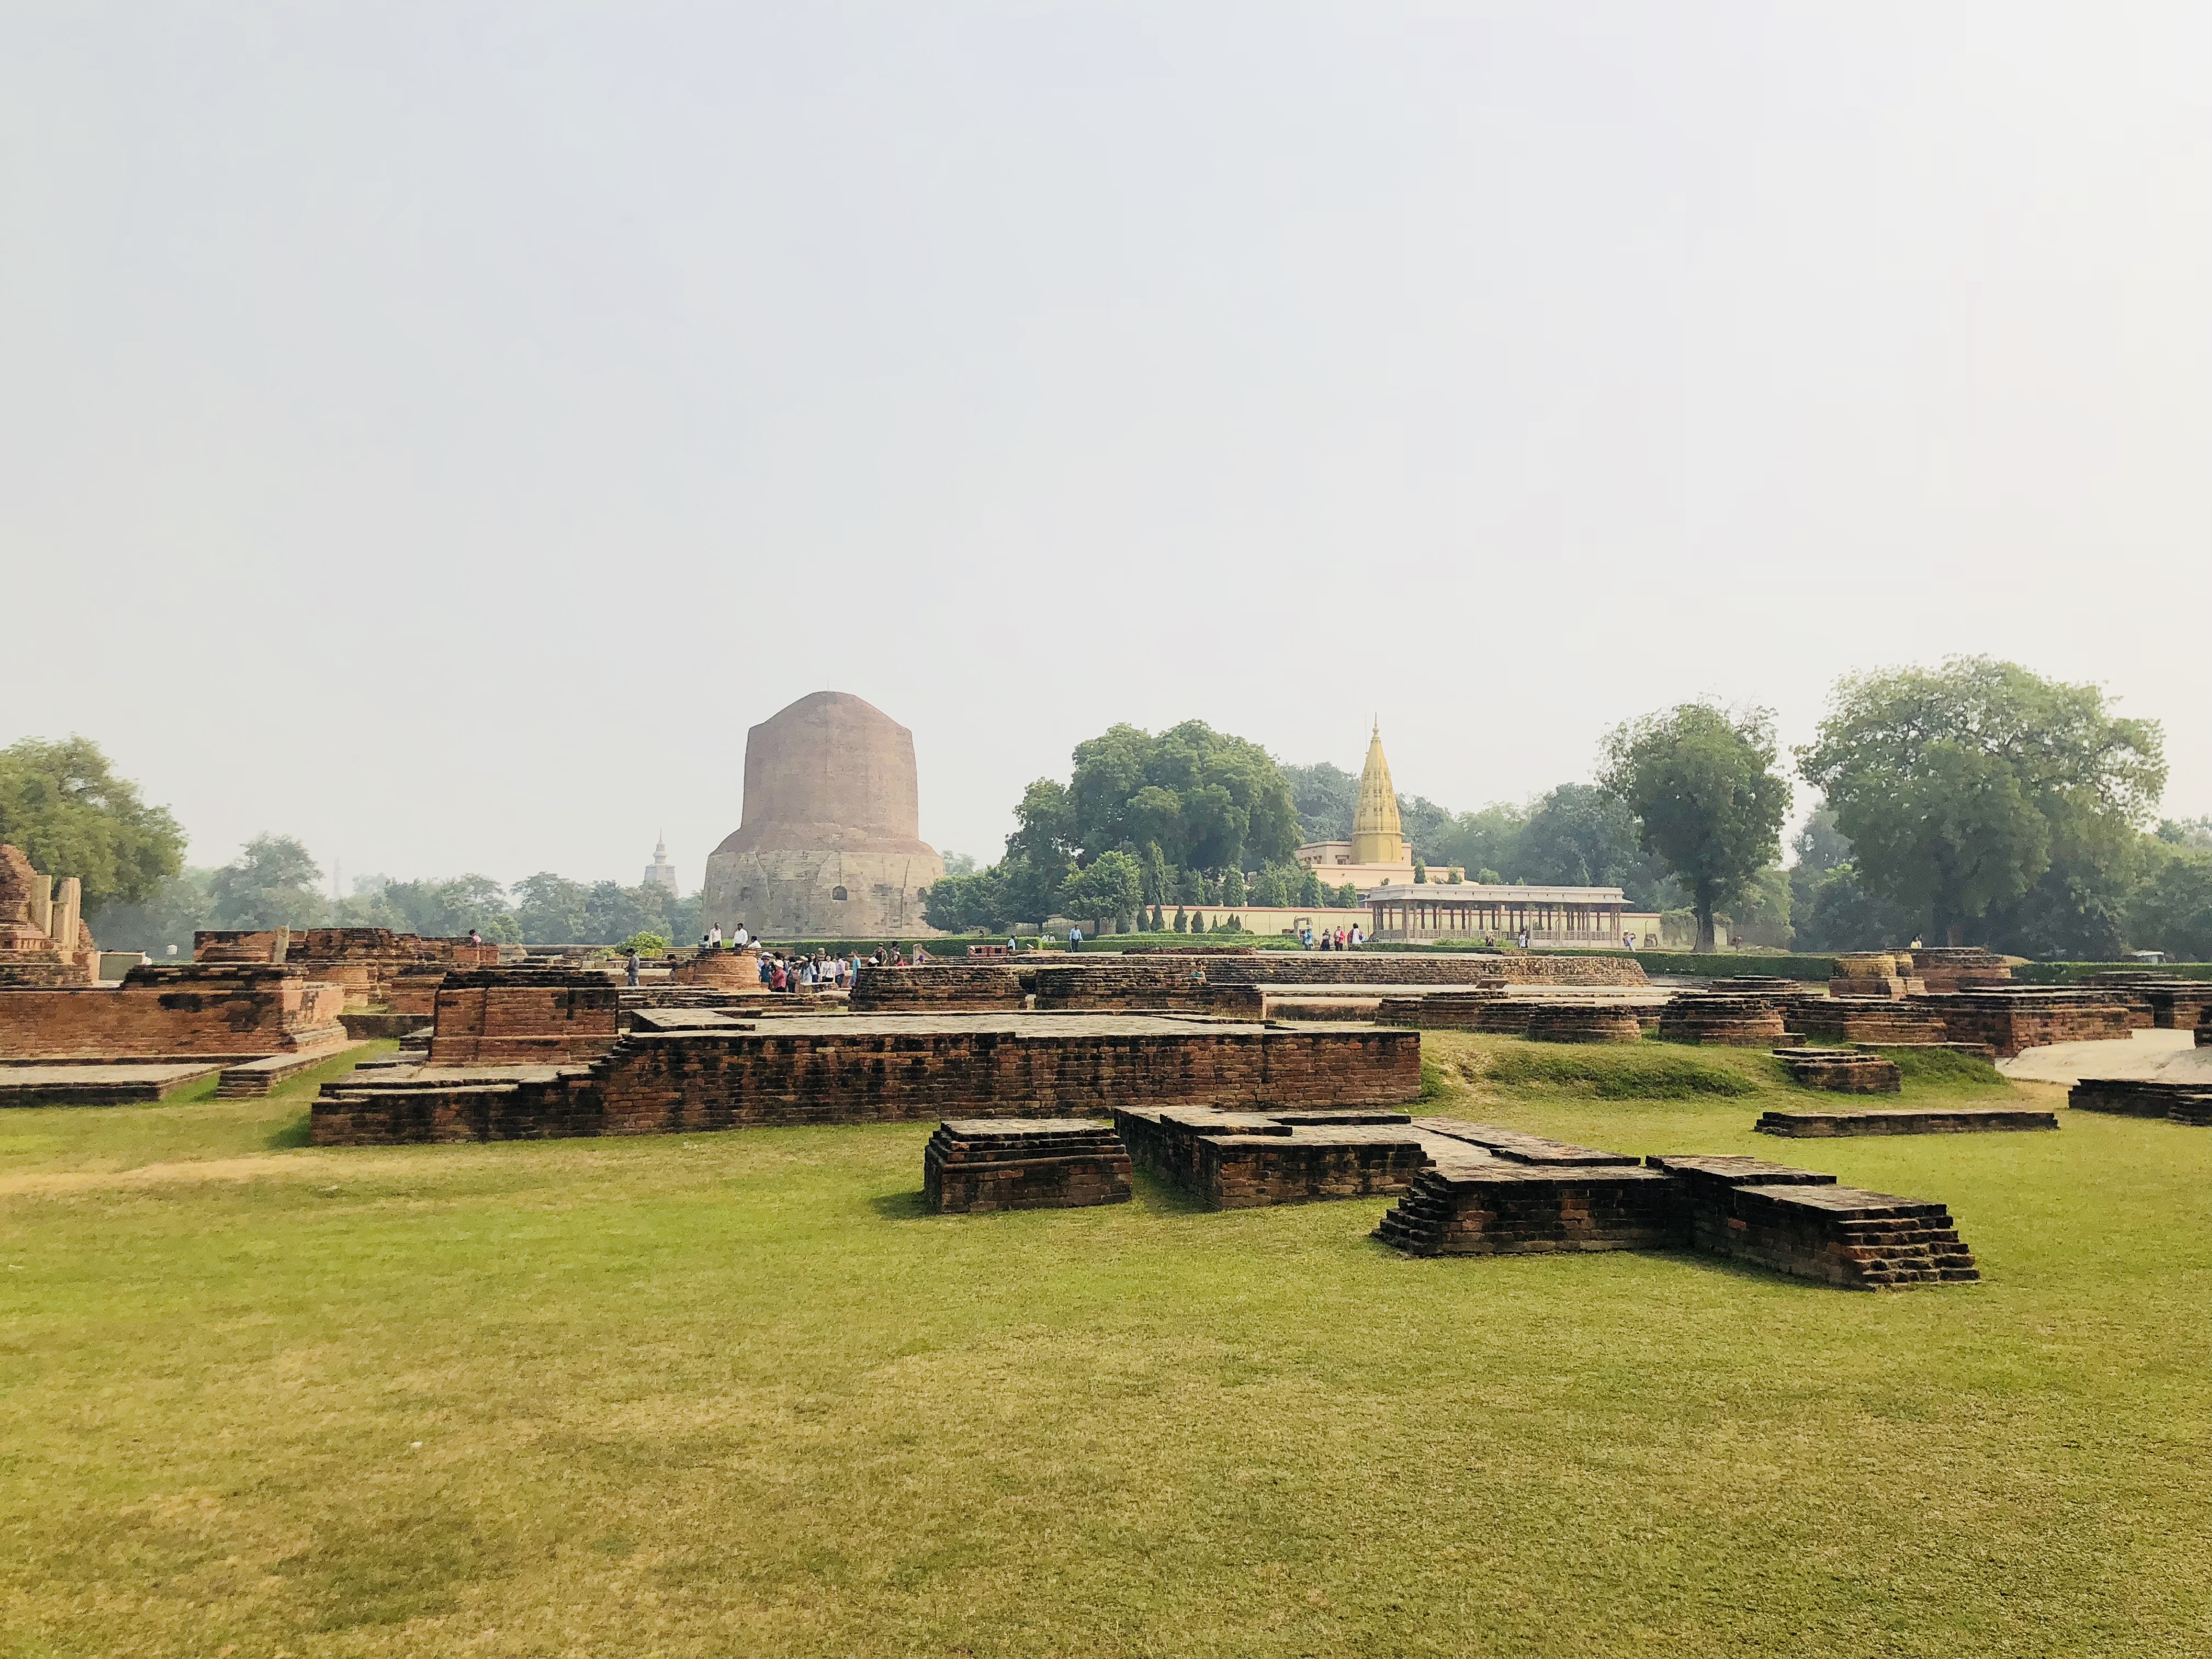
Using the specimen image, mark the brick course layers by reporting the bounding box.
[1657,1156,1980,1289]
[1909,947,2014,993]
[851,963,1024,1012]
[1909,990,2131,1058]
[1656,994,1791,1047]
[312,1014,1421,1146]
[427,968,622,1065]
[1031,962,1227,1012]
[0,965,348,1060]
[923,1118,1133,1213]
[2068,1077,2212,1126]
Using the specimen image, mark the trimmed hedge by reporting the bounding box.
[2010,960,2212,984]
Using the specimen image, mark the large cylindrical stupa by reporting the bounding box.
[702,691,944,939]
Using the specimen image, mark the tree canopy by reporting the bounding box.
[208,836,329,930]
[1796,658,2165,946]
[0,735,184,909]
[1601,703,1789,951]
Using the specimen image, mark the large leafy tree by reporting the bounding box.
[955,722,1300,929]
[0,735,185,910]
[1065,722,1299,874]
[1796,658,2166,946]
[1516,783,1669,905]
[1058,850,1144,932]
[209,836,330,929]
[1786,806,1918,952]
[1601,704,1789,952]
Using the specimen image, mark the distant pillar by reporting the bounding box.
[27,872,52,938]
[50,877,80,955]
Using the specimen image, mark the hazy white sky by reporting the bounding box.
[6,3,2207,892]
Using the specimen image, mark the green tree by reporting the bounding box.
[1517,783,1668,905]
[384,875,520,943]
[1281,761,1358,843]
[1797,658,2166,946]
[1059,851,1144,932]
[209,836,329,929]
[1064,721,1299,873]
[1601,703,1789,952]
[1141,843,1171,906]
[1221,867,1248,905]
[923,868,1008,933]
[1432,802,1530,884]
[514,873,592,944]
[1172,906,1188,934]
[1412,861,1427,884]
[2129,844,2212,960]
[80,867,215,956]
[0,735,185,911]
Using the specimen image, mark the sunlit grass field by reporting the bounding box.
[2,1035,2207,1657]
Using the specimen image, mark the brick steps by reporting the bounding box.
[923,1118,1132,1212]
[1374,1148,1980,1290]
[1773,1047,1903,1093]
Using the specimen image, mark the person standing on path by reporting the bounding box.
[625,949,641,988]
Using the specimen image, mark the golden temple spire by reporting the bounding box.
[1350,720,1406,866]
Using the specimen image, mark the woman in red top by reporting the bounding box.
[771,959,788,992]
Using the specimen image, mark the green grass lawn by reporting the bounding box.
[2,1035,2208,1657]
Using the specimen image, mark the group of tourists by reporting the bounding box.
[697,924,751,952]
[1299,924,1363,950]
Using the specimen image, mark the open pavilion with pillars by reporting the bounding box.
[1363,882,1630,946]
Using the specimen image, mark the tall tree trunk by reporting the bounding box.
[1696,902,1717,952]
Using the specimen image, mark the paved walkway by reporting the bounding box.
[1999,1028,2211,1086]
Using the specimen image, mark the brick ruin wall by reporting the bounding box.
[850,963,1024,1012]
[0,966,349,1059]
[312,1023,1423,1146]
[1910,992,2132,1058]
[427,971,623,1065]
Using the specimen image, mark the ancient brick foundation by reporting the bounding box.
[427,969,623,1065]
[2067,1077,2212,1126]
[1375,1145,1980,1289]
[312,1015,1421,1145]
[853,963,1025,1012]
[1524,1004,1644,1044]
[1372,991,1514,1030]
[1789,996,1951,1045]
[1199,953,1648,988]
[1774,1048,1902,1093]
[668,949,769,995]
[1825,952,1924,1001]
[1756,1104,2057,1135]
[1909,990,2131,1058]
[1655,1155,1980,1288]
[1910,947,2014,994]
[1656,994,1791,1047]
[923,1119,1132,1213]
[1114,1106,1437,1207]
[0,965,349,1060]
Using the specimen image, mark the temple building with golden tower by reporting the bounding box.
[1293,721,1465,891]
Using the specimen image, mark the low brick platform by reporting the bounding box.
[2068,1077,2212,1126]
[2145,983,2212,1030]
[1524,1004,1643,1044]
[853,963,1025,1012]
[428,968,622,1065]
[1657,994,1792,1047]
[0,964,349,1061]
[1774,1047,1902,1093]
[1756,1105,2057,1136]
[312,1015,1421,1145]
[1675,1169,1980,1289]
[215,1043,360,1098]
[1790,997,1951,1045]
[1911,946,2015,993]
[1826,952,1924,1001]
[0,1062,224,1107]
[923,1118,1132,1213]
[1910,990,2132,1058]
[1374,1161,1679,1255]
[1372,990,1512,1030]
[1375,1144,1980,1288]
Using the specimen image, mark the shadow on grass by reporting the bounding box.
[868,1189,931,1221]
[1132,1168,1212,1215]
[264,1111,312,1150]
